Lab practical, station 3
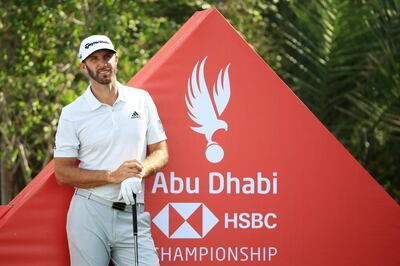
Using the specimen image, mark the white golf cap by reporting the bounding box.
[79,35,116,62]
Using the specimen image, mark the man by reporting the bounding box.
[54,35,168,266]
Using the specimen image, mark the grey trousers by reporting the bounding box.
[66,192,159,266]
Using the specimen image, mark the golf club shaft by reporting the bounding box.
[132,193,139,266]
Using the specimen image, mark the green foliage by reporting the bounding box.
[0,0,398,203]
[260,0,400,201]
[0,0,208,202]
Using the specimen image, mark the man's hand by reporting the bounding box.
[109,160,143,184]
[118,177,142,205]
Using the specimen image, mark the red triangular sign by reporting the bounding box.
[130,8,400,266]
[0,8,398,266]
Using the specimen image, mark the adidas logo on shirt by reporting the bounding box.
[131,111,141,119]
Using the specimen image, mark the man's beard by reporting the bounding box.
[85,63,115,85]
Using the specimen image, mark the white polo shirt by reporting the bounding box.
[54,82,167,203]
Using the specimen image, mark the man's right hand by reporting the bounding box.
[109,160,143,184]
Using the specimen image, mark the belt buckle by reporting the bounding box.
[112,202,126,211]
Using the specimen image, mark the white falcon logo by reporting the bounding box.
[185,57,231,163]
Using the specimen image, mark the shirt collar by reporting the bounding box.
[83,81,127,110]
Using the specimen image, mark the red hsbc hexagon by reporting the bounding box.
[152,203,219,239]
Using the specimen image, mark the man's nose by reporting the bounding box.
[98,56,109,65]
[99,60,108,67]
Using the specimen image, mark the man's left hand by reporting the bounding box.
[118,177,142,205]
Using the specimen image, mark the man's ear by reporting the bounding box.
[80,62,87,71]
[115,53,119,64]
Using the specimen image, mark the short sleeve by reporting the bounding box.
[53,111,80,158]
[145,92,167,145]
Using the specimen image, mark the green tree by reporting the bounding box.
[259,0,400,200]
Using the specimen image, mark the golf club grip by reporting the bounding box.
[132,193,138,234]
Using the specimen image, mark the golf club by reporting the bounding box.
[132,193,139,266]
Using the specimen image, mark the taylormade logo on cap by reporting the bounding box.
[84,40,110,49]
[79,35,116,62]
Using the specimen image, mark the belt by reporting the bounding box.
[74,189,144,213]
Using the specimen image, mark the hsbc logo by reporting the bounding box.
[152,202,219,239]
